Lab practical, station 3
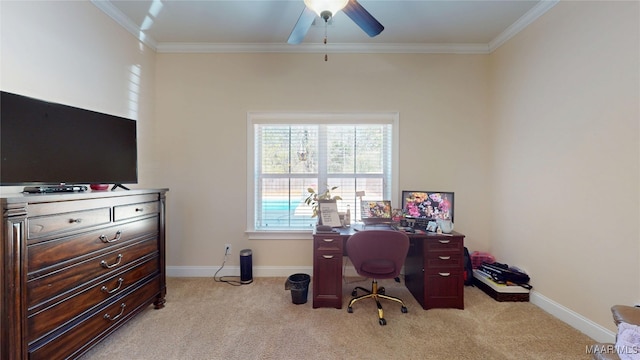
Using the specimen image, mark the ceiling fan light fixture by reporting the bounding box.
[303,0,349,19]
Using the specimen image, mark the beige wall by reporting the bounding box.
[489,1,639,331]
[0,0,157,191]
[153,53,492,268]
[2,0,638,337]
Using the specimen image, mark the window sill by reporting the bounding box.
[246,230,314,240]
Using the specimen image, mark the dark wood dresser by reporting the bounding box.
[0,189,168,360]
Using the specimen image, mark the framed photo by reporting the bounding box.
[426,221,438,232]
[317,200,342,227]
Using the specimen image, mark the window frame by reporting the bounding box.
[246,112,399,239]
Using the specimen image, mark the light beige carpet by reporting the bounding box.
[80,277,596,360]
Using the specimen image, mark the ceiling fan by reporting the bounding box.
[287,0,384,45]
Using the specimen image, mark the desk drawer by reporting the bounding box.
[425,254,463,270]
[425,237,463,253]
[28,208,111,240]
[314,234,343,252]
[423,272,464,309]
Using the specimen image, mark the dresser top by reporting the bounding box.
[0,188,168,204]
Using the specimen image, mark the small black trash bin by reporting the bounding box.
[285,273,310,304]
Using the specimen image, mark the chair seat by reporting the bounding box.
[361,259,396,276]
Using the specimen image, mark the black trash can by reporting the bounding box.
[285,273,310,304]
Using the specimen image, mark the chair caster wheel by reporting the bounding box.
[379,287,385,295]
[379,318,387,326]
[351,290,357,297]
[401,306,408,313]
[347,307,353,313]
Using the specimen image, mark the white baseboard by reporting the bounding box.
[166,265,357,278]
[530,290,615,344]
[166,265,313,278]
[167,265,615,343]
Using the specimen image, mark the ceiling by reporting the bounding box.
[91,0,558,54]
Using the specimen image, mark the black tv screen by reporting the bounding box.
[0,91,138,186]
[401,191,454,223]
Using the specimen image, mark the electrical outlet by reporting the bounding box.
[225,244,232,255]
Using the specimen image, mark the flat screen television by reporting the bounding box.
[401,191,454,223]
[0,91,138,189]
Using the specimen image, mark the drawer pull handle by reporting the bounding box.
[69,218,82,224]
[101,254,123,269]
[438,239,450,244]
[101,278,124,294]
[104,303,126,321]
[439,272,451,277]
[100,231,123,243]
[135,208,144,212]
[322,255,335,259]
[322,238,334,243]
[438,256,451,260]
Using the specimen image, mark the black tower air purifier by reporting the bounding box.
[240,249,253,283]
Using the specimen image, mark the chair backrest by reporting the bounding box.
[346,230,410,279]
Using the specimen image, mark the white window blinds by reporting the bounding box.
[248,113,397,232]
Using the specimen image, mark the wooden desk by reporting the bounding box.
[312,225,465,310]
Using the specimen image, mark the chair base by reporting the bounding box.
[347,279,408,325]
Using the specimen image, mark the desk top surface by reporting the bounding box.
[316,223,464,239]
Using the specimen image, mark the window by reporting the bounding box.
[247,112,398,237]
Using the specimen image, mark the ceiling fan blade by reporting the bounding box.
[287,7,316,44]
[342,0,384,37]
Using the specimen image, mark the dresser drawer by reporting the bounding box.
[27,216,158,274]
[27,237,159,310]
[28,207,111,240]
[27,257,159,342]
[28,276,161,360]
[114,200,159,222]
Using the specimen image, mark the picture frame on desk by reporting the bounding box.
[317,199,342,227]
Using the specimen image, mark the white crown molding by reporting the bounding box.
[488,0,559,52]
[90,0,158,51]
[155,42,490,54]
[92,1,557,54]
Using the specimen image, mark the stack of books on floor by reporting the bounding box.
[473,268,530,302]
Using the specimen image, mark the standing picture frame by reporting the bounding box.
[317,199,342,227]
